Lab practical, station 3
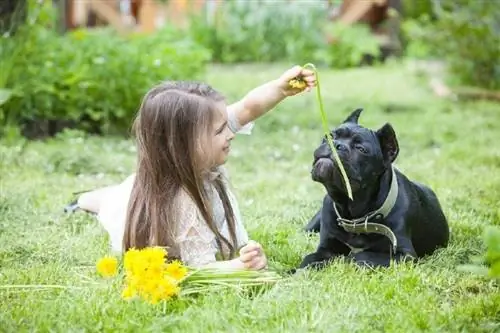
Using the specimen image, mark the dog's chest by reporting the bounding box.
[337,228,390,253]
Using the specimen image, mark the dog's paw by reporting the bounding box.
[350,251,392,268]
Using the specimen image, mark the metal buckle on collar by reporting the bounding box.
[337,215,370,230]
[337,215,398,254]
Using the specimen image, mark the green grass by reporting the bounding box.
[1,61,500,332]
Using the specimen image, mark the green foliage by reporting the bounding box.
[402,0,500,90]
[459,226,500,279]
[316,23,381,69]
[0,0,28,34]
[401,0,434,20]
[0,0,49,114]
[0,2,211,138]
[188,0,380,68]
[188,0,325,64]
[432,0,500,90]
[400,16,434,59]
[2,63,500,331]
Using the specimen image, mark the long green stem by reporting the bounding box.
[302,63,353,200]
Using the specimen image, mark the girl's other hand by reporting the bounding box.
[238,240,268,270]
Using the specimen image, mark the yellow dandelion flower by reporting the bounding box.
[121,285,136,300]
[146,277,179,304]
[120,246,181,304]
[124,248,141,273]
[165,260,188,281]
[143,247,167,265]
[96,256,118,278]
[288,78,307,90]
[142,278,159,295]
[161,277,180,298]
[148,294,160,305]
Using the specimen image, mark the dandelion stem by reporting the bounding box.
[0,284,87,290]
[303,63,353,200]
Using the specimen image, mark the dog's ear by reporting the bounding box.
[376,123,399,164]
[343,108,363,124]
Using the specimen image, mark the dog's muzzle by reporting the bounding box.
[312,158,334,181]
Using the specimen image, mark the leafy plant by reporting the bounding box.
[188,0,325,64]
[315,22,381,68]
[0,2,211,138]
[188,0,382,69]
[458,226,500,279]
[401,0,434,20]
[402,0,500,90]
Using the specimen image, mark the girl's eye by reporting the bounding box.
[356,145,367,153]
[216,124,227,135]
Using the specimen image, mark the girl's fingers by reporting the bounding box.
[244,256,267,270]
[304,76,316,84]
[239,250,259,263]
[240,241,262,255]
[300,69,315,77]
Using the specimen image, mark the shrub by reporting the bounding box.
[402,0,500,90]
[188,0,325,64]
[459,226,500,280]
[0,2,211,138]
[315,22,381,69]
[188,0,382,68]
[401,0,434,20]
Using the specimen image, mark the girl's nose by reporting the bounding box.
[227,128,235,141]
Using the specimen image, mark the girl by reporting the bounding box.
[66,66,316,270]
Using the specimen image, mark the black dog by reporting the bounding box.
[299,108,449,269]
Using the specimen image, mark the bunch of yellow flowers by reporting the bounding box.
[122,247,187,304]
[96,247,283,306]
[96,247,187,304]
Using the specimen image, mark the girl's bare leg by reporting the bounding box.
[65,174,135,215]
[77,185,120,214]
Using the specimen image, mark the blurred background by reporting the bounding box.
[1,0,498,139]
[1,3,500,326]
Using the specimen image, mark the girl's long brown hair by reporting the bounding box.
[123,81,238,260]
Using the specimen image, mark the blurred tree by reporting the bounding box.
[0,0,27,34]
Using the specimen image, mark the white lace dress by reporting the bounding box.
[96,109,253,267]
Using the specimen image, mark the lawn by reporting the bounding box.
[1,61,499,332]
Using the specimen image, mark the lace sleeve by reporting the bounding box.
[227,107,254,135]
[174,191,218,267]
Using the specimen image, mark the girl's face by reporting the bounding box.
[206,102,235,168]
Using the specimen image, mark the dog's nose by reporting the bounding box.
[335,141,348,152]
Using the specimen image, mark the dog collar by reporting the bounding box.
[332,166,399,253]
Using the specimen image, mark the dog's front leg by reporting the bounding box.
[303,209,321,233]
[298,248,334,270]
[299,238,350,270]
[391,225,418,263]
[299,201,351,269]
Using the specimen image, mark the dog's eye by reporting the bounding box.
[355,145,368,154]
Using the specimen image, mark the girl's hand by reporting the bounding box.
[238,240,268,270]
[276,65,317,97]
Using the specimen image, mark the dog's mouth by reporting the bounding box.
[311,157,360,193]
[311,157,335,182]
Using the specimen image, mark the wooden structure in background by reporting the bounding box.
[66,0,212,33]
[65,0,401,54]
[328,0,402,55]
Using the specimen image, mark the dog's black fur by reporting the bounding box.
[299,108,449,269]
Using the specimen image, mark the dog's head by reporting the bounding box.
[311,108,399,196]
